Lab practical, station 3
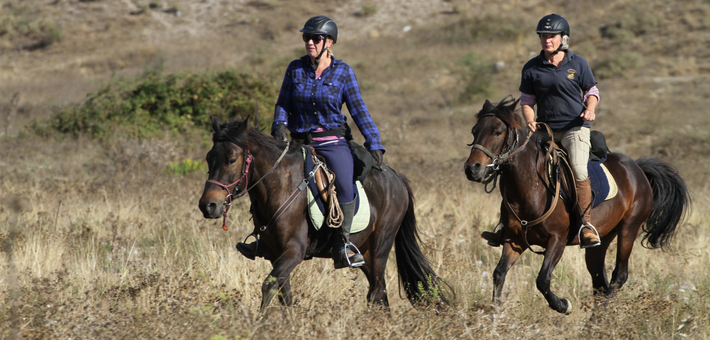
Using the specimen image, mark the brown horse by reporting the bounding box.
[463,97,690,314]
[198,116,450,310]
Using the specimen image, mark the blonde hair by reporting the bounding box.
[325,37,334,58]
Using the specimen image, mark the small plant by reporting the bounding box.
[593,51,644,79]
[355,4,377,17]
[166,158,207,176]
[457,51,494,102]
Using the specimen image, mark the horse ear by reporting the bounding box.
[211,116,221,133]
[482,99,494,111]
[511,97,520,111]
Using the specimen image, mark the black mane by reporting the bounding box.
[475,96,523,130]
[213,117,287,153]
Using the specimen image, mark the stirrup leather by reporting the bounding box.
[344,242,365,267]
[578,222,601,249]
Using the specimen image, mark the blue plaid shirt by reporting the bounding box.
[273,55,385,152]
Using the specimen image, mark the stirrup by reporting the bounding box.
[344,242,365,268]
[578,222,601,249]
[481,222,504,247]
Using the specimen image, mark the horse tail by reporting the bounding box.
[636,157,692,249]
[394,173,453,307]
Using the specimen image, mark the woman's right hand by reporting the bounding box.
[272,122,288,142]
[526,120,537,133]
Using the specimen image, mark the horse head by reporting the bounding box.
[464,96,524,182]
[198,116,252,219]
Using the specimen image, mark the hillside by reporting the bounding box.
[1,0,710,339]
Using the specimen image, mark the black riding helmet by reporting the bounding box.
[300,15,337,69]
[536,14,570,37]
[300,15,338,43]
[536,14,570,54]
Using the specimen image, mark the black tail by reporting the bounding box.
[636,157,692,249]
[394,174,453,307]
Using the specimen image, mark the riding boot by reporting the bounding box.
[576,178,601,248]
[236,239,273,261]
[333,200,365,269]
[481,223,504,247]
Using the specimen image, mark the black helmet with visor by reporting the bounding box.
[536,14,570,52]
[300,15,337,69]
[300,15,338,43]
[536,14,570,37]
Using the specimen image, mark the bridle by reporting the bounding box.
[468,113,529,193]
[470,116,565,254]
[206,140,290,231]
[206,149,253,231]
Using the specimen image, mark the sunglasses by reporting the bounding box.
[302,33,325,44]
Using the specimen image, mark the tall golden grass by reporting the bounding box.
[2,0,710,338]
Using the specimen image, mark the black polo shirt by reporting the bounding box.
[519,50,597,132]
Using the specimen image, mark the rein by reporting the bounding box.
[469,120,530,193]
[474,120,565,254]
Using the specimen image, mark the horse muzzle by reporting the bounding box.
[198,196,225,219]
[464,161,489,182]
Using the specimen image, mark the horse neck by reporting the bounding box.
[245,140,302,207]
[500,133,548,200]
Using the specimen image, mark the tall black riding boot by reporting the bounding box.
[333,200,365,269]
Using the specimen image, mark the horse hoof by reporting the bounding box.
[561,298,573,315]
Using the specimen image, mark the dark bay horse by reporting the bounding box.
[463,97,690,314]
[198,117,450,310]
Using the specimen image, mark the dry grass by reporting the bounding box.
[2,0,710,338]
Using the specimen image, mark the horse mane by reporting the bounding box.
[212,117,286,153]
[475,96,523,130]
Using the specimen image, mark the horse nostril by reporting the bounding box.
[206,202,217,214]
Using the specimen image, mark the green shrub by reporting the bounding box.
[420,15,525,45]
[0,4,63,49]
[593,51,644,79]
[30,70,277,140]
[166,159,207,176]
[457,52,494,102]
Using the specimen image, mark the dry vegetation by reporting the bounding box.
[2,0,710,338]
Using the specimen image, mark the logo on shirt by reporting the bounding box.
[567,69,577,80]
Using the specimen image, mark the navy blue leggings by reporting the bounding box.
[309,139,355,204]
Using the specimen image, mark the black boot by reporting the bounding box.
[481,222,504,247]
[333,200,365,269]
[236,239,273,261]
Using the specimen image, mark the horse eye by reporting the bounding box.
[228,158,237,165]
[494,131,503,137]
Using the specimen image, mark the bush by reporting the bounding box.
[0,4,63,50]
[30,70,277,140]
[593,51,644,79]
[419,15,525,45]
[165,159,207,176]
[457,52,494,102]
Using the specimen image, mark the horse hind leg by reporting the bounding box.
[360,247,391,309]
[585,230,616,297]
[609,219,642,292]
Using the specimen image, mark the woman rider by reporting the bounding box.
[483,14,601,248]
[268,15,385,268]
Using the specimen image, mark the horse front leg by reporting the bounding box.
[493,241,522,304]
[536,238,572,314]
[261,245,304,311]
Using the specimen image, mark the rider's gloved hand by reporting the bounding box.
[272,122,288,142]
[370,149,384,167]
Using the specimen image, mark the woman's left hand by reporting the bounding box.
[581,109,596,122]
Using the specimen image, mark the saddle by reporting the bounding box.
[545,129,617,209]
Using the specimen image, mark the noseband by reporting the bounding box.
[207,150,253,230]
[205,140,291,231]
[469,115,528,192]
